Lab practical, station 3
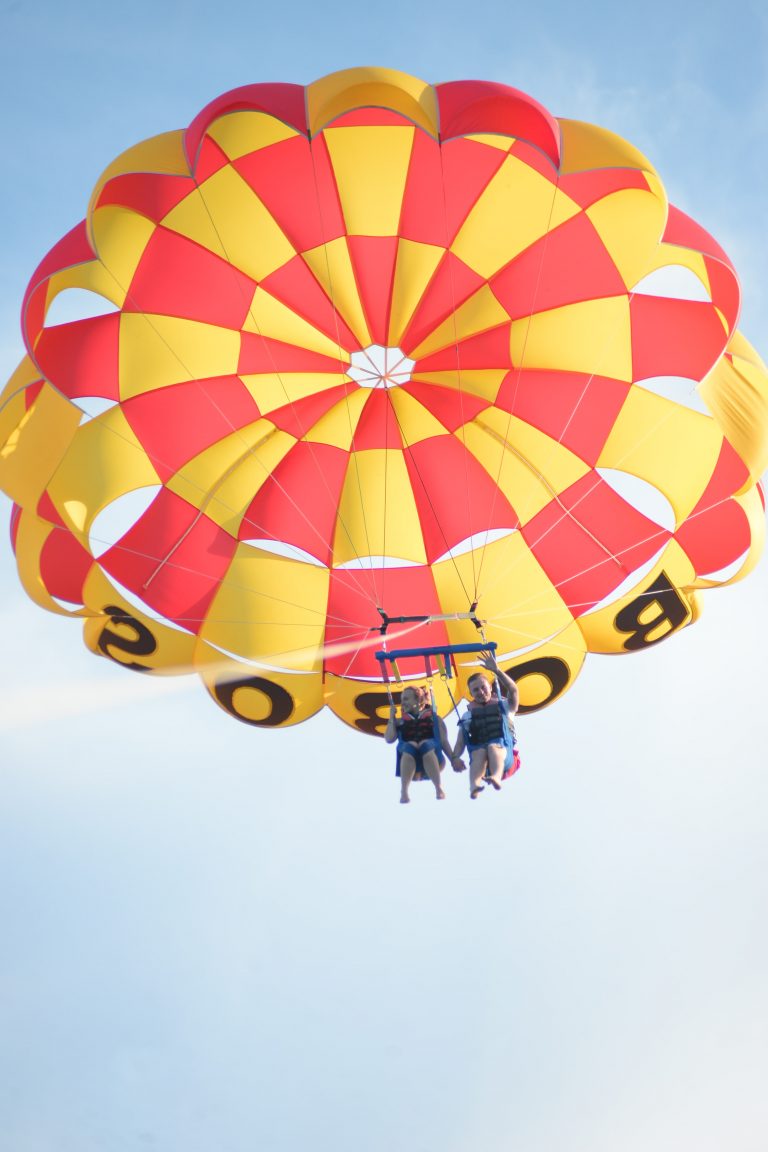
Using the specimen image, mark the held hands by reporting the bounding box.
[451,756,466,773]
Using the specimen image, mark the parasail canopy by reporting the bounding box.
[1,67,767,736]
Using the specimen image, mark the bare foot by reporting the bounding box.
[470,786,484,799]
[488,778,502,791]
[436,789,446,800]
[400,795,410,804]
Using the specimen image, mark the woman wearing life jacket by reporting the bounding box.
[385,685,460,804]
[453,652,519,799]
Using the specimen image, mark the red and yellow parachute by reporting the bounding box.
[1,67,767,734]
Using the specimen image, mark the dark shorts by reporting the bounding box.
[396,738,441,779]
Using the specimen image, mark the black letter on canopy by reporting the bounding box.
[214,676,295,727]
[504,656,571,715]
[614,571,690,651]
[353,691,401,737]
[97,606,157,671]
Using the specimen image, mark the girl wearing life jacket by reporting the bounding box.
[384,685,459,804]
[453,652,520,799]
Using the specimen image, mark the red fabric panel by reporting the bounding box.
[675,441,752,574]
[23,221,94,348]
[267,382,356,439]
[490,212,626,319]
[96,172,194,221]
[399,134,508,247]
[24,381,45,410]
[33,314,120,400]
[521,473,670,614]
[405,435,518,562]
[39,526,92,604]
[559,168,649,210]
[439,137,511,243]
[36,491,67,528]
[324,564,448,678]
[100,488,237,632]
[126,226,256,328]
[436,81,561,167]
[676,499,751,576]
[193,136,231,183]
[346,236,399,345]
[350,390,404,450]
[234,134,346,252]
[400,252,485,353]
[239,441,348,565]
[508,138,561,180]
[662,204,733,270]
[414,324,512,373]
[260,255,361,352]
[238,332,345,375]
[122,376,260,482]
[705,256,739,332]
[630,296,728,381]
[185,83,309,162]
[401,381,490,430]
[495,369,630,466]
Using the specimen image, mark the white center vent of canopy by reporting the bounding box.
[347,345,415,389]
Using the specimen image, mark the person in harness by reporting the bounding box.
[385,685,460,804]
[452,651,520,799]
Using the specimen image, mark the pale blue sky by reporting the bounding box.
[1,2,767,1150]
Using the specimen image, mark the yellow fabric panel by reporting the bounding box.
[577,542,698,654]
[586,188,668,290]
[409,284,509,360]
[302,238,372,346]
[640,244,710,293]
[598,387,723,522]
[88,130,190,216]
[510,297,633,381]
[389,388,450,444]
[387,239,445,345]
[323,126,415,236]
[465,133,517,154]
[241,371,346,417]
[451,154,581,279]
[307,67,439,137]
[243,286,346,359]
[166,421,295,533]
[168,165,296,281]
[302,389,368,450]
[700,333,768,483]
[464,410,591,524]
[412,368,507,403]
[0,381,81,508]
[332,449,427,565]
[43,259,127,312]
[558,118,656,179]
[82,568,198,672]
[13,512,84,615]
[207,110,300,161]
[89,207,156,300]
[47,408,160,541]
[118,314,240,399]
[432,531,571,651]
[198,545,329,668]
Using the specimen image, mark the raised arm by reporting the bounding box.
[480,651,519,714]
